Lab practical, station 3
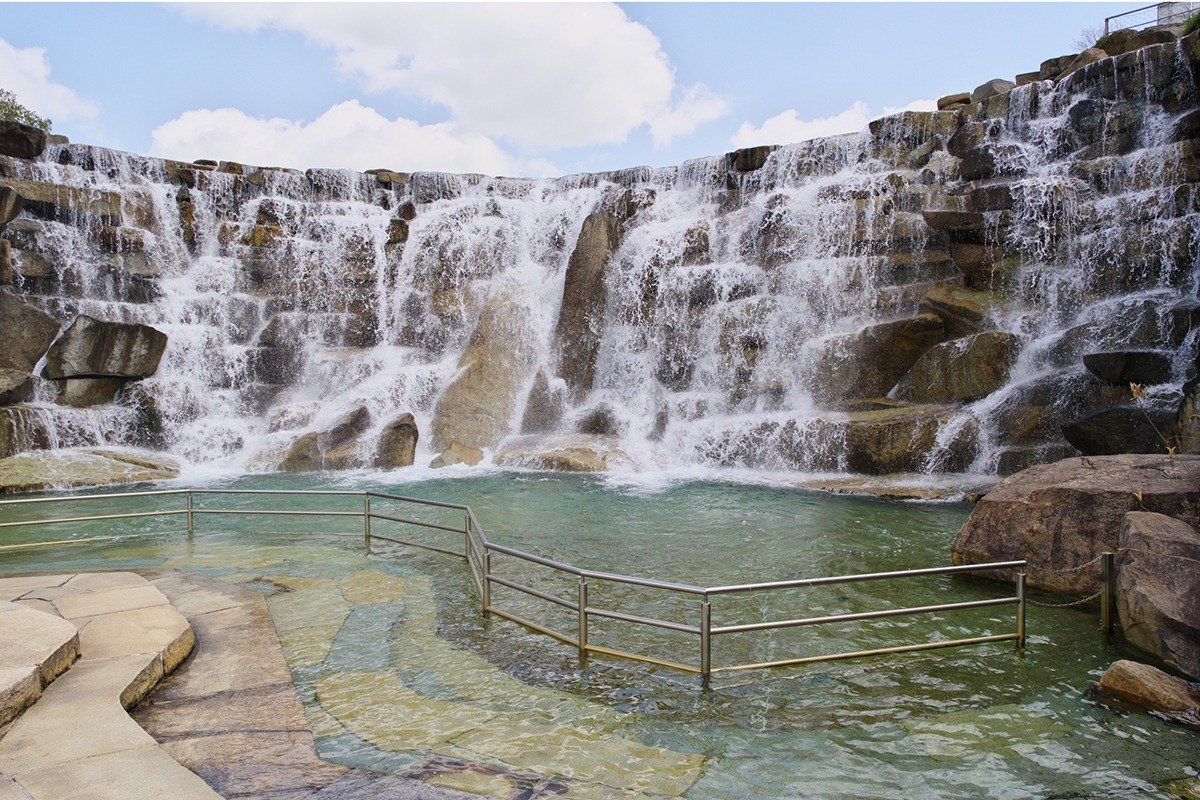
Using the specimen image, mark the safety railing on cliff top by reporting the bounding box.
[1105,2,1199,35]
[0,488,1027,681]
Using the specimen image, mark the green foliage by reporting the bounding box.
[0,89,51,131]
[1183,12,1200,36]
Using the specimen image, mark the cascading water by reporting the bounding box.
[2,35,1199,493]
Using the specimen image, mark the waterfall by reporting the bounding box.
[3,36,1199,489]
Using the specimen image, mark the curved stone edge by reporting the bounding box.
[0,572,214,800]
[0,591,81,729]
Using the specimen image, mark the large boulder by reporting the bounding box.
[430,441,485,468]
[1096,660,1200,729]
[279,406,371,472]
[554,210,620,399]
[1062,406,1173,455]
[952,455,1200,594]
[1116,512,1200,680]
[494,433,636,473]
[1097,27,1177,58]
[919,285,995,338]
[430,292,537,452]
[1083,351,1173,386]
[54,377,124,408]
[0,293,60,372]
[374,412,419,469]
[0,448,179,494]
[895,332,1020,404]
[520,370,566,434]
[841,405,966,474]
[42,316,167,380]
[970,78,1015,104]
[0,121,47,160]
[810,313,945,404]
[0,369,33,405]
[0,186,22,229]
[0,407,51,459]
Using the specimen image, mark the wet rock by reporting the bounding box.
[1039,53,1078,80]
[1097,27,1177,58]
[555,211,619,399]
[811,313,946,404]
[575,403,620,435]
[1062,406,1174,455]
[0,407,50,458]
[317,406,371,468]
[0,185,21,229]
[841,405,966,474]
[947,121,1000,159]
[0,368,32,405]
[0,240,11,284]
[54,377,124,408]
[1116,512,1200,680]
[895,332,1020,404]
[1083,351,1173,386]
[919,284,995,338]
[0,293,60,373]
[121,382,167,449]
[374,412,419,469]
[952,454,1200,594]
[970,78,1015,104]
[0,121,47,160]
[947,242,1018,288]
[430,441,484,468]
[1096,660,1200,729]
[959,143,1027,182]
[42,316,168,380]
[729,145,777,172]
[1015,71,1041,86]
[520,370,566,434]
[0,448,180,493]
[0,177,120,223]
[921,209,987,242]
[431,292,537,452]
[1061,47,1109,78]
[494,433,635,473]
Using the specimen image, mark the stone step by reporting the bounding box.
[0,585,79,728]
[0,572,218,800]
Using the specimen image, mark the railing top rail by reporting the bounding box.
[704,560,1028,595]
[367,491,471,511]
[190,489,364,497]
[0,488,189,506]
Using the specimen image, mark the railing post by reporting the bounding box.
[578,576,589,665]
[363,495,371,554]
[186,492,194,541]
[1016,572,1026,652]
[464,513,471,561]
[1100,551,1115,637]
[481,549,491,616]
[700,595,712,684]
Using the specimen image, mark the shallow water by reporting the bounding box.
[0,473,1195,799]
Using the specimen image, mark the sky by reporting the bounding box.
[0,2,1123,177]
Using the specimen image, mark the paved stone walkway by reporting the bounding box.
[0,572,215,799]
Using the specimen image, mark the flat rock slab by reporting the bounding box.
[136,569,476,800]
[0,586,80,727]
[0,571,210,800]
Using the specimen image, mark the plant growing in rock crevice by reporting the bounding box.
[1184,12,1200,37]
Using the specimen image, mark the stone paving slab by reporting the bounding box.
[0,599,79,727]
[0,571,215,800]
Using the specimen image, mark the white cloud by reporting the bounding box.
[181,3,726,149]
[729,98,941,149]
[0,36,98,124]
[148,100,559,177]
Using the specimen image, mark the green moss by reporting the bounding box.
[1183,12,1200,37]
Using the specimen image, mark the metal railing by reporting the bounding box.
[1104,2,1199,35]
[0,488,1028,681]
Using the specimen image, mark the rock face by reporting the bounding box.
[0,369,33,405]
[54,377,125,408]
[0,407,51,459]
[374,412,419,469]
[1116,512,1200,680]
[42,316,167,380]
[1096,660,1200,729]
[494,434,636,473]
[895,332,1020,404]
[430,441,484,468]
[951,455,1200,594]
[812,313,945,403]
[0,121,48,160]
[1062,406,1173,455]
[0,294,60,373]
[430,293,536,452]
[555,211,619,399]
[0,448,180,493]
[520,370,566,434]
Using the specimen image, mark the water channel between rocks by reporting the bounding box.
[0,472,1195,799]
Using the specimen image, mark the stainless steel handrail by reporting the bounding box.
[0,487,1029,681]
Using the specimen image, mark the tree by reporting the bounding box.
[0,89,51,131]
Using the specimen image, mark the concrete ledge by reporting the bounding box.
[0,572,214,800]
[0,578,81,728]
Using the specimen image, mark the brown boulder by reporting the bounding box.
[841,405,963,474]
[1060,47,1108,78]
[895,332,1020,405]
[1062,406,1173,455]
[430,441,484,468]
[494,433,635,473]
[810,313,945,404]
[54,377,124,408]
[0,293,60,372]
[0,185,22,229]
[430,292,537,451]
[0,407,51,458]
[1083,351,1173,386]
[951,455,1200,594]
[374,413,419,469]
[1117,512,1200,680]
[936,92,970,110]
[0,121,47,160]
[279,406,371,472]
[520,370,566,434]
[0,368,33,405]
[920,284,995,338]
[1097,27,1177,58]
[1096,659,1200,729]
[42,315,167,380]
[278,432,321,472]
[555,210,619,399]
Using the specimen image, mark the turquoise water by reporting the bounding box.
[1,472,1195,799]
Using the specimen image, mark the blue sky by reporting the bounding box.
[0,2,1121,176]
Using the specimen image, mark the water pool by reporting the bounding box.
[1,472,1195,799]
